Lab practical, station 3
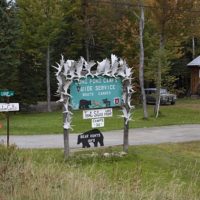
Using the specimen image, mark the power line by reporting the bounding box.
[85,0,200,27]
[88,0,200,14]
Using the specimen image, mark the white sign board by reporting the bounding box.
[0,103,19,112]
[83,108,112,119]
[92,118,104,128]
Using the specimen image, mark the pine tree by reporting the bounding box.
[17,0,64,110]
[0,0,20,92]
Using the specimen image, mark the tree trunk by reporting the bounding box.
[46,44,51,112]
[63,112,70,159]
[155,55,161,118]
[139,3,148,119]
[192,36,195,59]
[154,34,164,118]
[123,80,130,153]
[123,118,129,153]
[85,39,90,62]
[63,128,70,159]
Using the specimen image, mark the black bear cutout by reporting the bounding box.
[79,99,91,109]
[77,129,104,148]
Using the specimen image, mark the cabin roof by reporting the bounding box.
[187,56,200,67]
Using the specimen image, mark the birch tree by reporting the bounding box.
[138,0,148,119]
[148,0,191,118]
[114,1,148,119]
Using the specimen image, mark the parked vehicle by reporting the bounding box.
[145,88,176,105]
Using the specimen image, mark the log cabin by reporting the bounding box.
[187,56,200,96]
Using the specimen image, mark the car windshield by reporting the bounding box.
[160,89,167,94]
[145,88,168,94]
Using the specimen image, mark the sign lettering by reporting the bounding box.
[92,118,104,128]
[0,103,19,112]
[83,108,112,119]
[70,76,122,110]
[77,129,104,148]
[0,90,14,97]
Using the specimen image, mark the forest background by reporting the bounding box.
[1,0,199,110]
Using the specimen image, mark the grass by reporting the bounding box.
[1,98,199,199]
[0,98,200,135]
[0,141,200,199]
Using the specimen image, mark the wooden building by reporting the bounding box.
[187,56,200,95]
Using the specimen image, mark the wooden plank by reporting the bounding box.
[191,68,200,95]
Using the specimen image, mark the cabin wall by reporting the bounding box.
[191,67,200,95]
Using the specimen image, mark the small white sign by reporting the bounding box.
[0,103,19,112]
[92,118,104,128]
[83,108,112,119]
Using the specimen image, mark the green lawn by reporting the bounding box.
[1,141,200,199]
[0,98,200,135]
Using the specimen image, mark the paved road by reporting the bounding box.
[0,124,200,149]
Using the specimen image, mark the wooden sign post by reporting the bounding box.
[0,90,19,147]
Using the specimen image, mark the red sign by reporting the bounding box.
[114,98,120,105]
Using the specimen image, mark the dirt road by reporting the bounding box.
[0,124,200,149]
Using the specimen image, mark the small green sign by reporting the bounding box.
[0,90,14,97]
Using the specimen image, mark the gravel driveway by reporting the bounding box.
[0,124,200,149]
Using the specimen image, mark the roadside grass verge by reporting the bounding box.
[0,98,200,135]
[0,141,200,200]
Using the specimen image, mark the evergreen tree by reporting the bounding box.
[52,0,84,61]
[0,0,20,93]
[17,0,64,110]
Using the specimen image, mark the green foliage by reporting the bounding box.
[52,0,84,60]
[0,0,20,92]
[144,0,195,91]
[17,53,45,104]
[17,0,68,104]
[145,47,177,89]
[115,15,139,65]
[18,0,64,48]
[1,0,200,106]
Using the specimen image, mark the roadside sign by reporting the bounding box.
[0,90,14,97]
[70,76,122,110]
[83,108,112,119]
[0,103,19,112]
[0,103,19,147]
[92,118,104,128]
